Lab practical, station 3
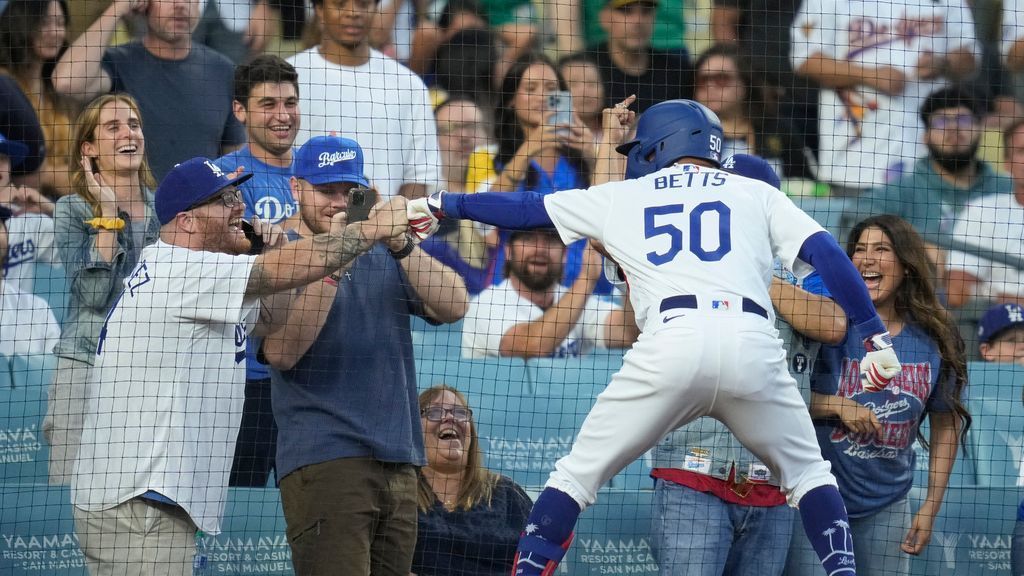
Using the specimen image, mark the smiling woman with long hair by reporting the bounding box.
[412,385,532,576]
[789,214,970,575]
[44,93,159,485]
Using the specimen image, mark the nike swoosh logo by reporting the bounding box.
[663,314,686,323]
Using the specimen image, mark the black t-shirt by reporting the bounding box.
[590,44,694,114]
[0,75,45,176]
[412,476,532,576]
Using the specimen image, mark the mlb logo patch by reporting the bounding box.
[682,164,701,173]
[712,300,730,311]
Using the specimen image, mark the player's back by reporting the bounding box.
[544,163,825,327]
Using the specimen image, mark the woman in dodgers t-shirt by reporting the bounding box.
[794,215,970,576]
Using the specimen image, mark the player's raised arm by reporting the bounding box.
[796,230,901,391]
[407,189,555,241]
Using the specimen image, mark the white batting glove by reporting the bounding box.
[861,332,901,392]
[407,191,445,243]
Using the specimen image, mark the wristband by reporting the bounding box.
[85,217,126,231]
[389,233,416,260]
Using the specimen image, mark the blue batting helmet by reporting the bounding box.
[616,99,725,179]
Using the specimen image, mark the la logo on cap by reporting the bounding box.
[205,160,225,178]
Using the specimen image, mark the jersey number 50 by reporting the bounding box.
[644,201,731,265]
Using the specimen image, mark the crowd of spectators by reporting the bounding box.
[3,0,1024,574]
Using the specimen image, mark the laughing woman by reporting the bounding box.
[45,93,159,484]
[413,385,532,576]
[788,214,971,576]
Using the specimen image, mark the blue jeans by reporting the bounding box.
[786,497,911,576]
[1012,520,1024,576]
[651,478,794,576]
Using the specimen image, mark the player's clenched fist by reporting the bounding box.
[861,332,901,392]
[407,190,444,242]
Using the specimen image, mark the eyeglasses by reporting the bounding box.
[697,72,740,87]
[190,188,243,211]
[613,3,656,14]
[437,121,485,137]
[928,114,977,131]
[421,406,473,422]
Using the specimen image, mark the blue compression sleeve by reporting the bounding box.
[440,191,554,230]
[798,231,886,339]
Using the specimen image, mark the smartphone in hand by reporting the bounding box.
[346,187,376,223]
[240,220,265,255]
[546,91,574,128]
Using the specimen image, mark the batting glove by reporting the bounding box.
[407,191,446,243]
[861,332,901,392]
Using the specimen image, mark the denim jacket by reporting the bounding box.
[52,192,159,363]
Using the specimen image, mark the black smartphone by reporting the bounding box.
[240,220,265,255]
[347,186,376,223]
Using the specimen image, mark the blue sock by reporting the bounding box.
[515,488,581,575]
[798,485,858,576]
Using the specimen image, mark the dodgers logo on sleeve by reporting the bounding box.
[234,323,247,364]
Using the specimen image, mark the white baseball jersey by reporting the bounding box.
[288,48,441,199]
[72,241,259,535]
[947,193,1024,300]
[462,279,617,359]
[4,213,57,293]
[791,0,978,189]
[0,281,59,356]
[543,164,824,330]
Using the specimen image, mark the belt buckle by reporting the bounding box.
[730,474,754,498]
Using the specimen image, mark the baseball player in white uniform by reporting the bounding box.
[408,99,902,576]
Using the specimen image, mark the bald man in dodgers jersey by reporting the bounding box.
[407,99,903,576]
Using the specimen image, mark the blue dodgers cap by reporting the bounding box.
[293,135,370,186]
[0,204,12,223]
[155,157,254,225]
[722,154,781,190]
[978,303,1024,345]
[0,132,29,168]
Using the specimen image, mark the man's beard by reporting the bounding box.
[510,262,561,292]
[928,141,980,174]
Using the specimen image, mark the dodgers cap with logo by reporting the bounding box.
[978,303,1024,345]
[155,157,254,225]
[722,153,782,190]
[293,135,370,187]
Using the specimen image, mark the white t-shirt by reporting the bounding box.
[287,48,441,199]
[791,0,978,189]
[4,213,57,293]
[0,281,59,356]
[544,164,824,330]
[462,279,617,358]
[72,241,259,535]
[947,193,1024,299]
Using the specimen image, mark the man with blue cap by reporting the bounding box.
[71,155,413,575]
[261,135,469,576]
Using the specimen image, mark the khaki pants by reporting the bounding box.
[280,457,418,576]
[43,356,91,485]
[73,499,197,576]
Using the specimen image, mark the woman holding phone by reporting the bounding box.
[45,93,159,484]
[488,52,612,293]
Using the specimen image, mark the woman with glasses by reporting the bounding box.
[693,43,813,182]
[412,385,532,576]
[45,93,159,484]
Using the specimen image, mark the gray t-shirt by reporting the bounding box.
[101,41,245,181]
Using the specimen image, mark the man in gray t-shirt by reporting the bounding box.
[52,0,245,181]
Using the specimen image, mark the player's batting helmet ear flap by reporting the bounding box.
[616,99,725,179]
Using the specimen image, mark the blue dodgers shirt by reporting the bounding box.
[215,146,297,224]
[811,322,955,517]
[215,147,297,380]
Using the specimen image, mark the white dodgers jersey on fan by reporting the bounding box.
[791,0,977,189]
[72,240,260,535]
[543,164,826,329]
